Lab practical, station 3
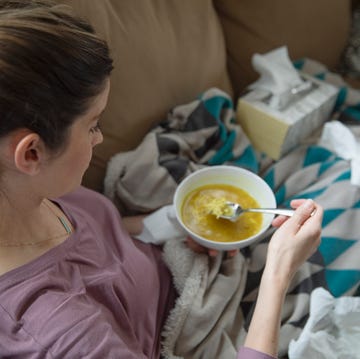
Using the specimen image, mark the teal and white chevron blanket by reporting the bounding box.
[104,60,360,358]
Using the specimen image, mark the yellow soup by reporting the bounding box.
[181,184,263,243]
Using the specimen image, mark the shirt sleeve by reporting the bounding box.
[237,346,277,359]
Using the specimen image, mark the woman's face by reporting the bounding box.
[40,79,110,197]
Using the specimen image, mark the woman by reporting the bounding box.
[0,1,323,358]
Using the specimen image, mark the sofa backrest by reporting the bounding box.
[215,0,352,97]
[59,0,351,192]
[59,0,231,191]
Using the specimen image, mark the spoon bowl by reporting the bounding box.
[213,202,295,222]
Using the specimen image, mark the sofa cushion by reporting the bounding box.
[215,0,352,97]
[59,0,232,191]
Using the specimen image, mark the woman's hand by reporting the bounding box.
[185,237,238,258]
[243,199,323,357]
[122,215,147,236]
[266,198,323,283]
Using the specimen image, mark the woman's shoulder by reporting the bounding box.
[59,185,110,204]
[58,186,120,218]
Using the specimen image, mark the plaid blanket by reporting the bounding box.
[104,89,259,215]
[104,62,360,358]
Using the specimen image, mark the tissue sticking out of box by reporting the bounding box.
[318,121,360,186]
[236,47,339,160]
[249,46,314,111]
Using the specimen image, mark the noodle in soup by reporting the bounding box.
[181,183,263,243]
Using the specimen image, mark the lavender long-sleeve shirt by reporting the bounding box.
[0,186,275,359]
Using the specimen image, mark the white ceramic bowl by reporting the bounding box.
[173,165,276,250]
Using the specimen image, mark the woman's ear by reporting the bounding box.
[13,132,46,175]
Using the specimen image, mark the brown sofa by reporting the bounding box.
[60,0,355,192]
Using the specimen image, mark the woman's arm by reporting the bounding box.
[122,215,147,236]
[242,199,323,358]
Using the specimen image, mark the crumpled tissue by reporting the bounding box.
[249,46,312,110]
[288,287,360,359]
[135,204,186,245]
[318,120,360,186]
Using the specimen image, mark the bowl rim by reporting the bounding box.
[173,165,276,250]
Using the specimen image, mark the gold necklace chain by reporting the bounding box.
[0,200,73,247]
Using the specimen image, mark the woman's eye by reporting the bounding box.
[90,122,101,133]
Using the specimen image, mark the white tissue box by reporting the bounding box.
[236,73,339,160]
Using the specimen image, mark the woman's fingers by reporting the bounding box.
[271,215,288,227]
[288,199,317,231]
[185,237,238,258]
[295,202,323,246]
[186,237,219,256]
[226,249,238,258]
[272,199,316,229]
[185,237,208,254]
[208,249,219,257]
[267,199,323,276]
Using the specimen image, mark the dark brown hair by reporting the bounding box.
[0,0,113,150]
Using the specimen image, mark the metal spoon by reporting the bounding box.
[214,202,295,222]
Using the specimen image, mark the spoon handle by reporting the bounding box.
[244,208,295,217]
